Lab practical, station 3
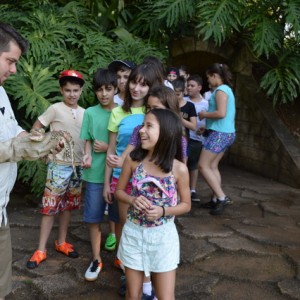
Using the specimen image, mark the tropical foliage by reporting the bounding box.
[132,0,300,106]
[1,0,299,195]
[0,0,165,196]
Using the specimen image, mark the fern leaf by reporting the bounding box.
[17,160,47,197]
[196,0,245,45]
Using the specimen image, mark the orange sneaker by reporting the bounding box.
[114,256,125,272]
[54,240,79,258]
[26,250,47,269]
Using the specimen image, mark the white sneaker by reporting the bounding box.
[104,204,109,216]
[85,259,102,281]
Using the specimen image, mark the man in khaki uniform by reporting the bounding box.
[0,23,62,300]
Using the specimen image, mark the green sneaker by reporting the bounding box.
[104,233,116,251]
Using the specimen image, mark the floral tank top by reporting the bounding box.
[127,163,178,227]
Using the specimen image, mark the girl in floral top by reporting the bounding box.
[115,109,191,299]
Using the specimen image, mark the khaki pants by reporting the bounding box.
[0,223,12,298]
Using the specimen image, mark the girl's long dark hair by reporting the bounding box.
[206,63,233,87]
[122,63,161,113]
[130,108,183,173]
[145,85,180,117]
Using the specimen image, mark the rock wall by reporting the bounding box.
[170,38,300,188]
[228,74,300,188]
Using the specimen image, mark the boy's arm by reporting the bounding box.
[82,140,92,168]
[31,119,45,130]
[93,140,108,153]
[103,132,117,204]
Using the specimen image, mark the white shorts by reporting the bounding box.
[118,219,179,277]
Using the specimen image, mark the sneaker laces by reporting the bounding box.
[90,260,99,272]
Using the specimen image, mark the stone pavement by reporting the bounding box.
[6,164,300,300]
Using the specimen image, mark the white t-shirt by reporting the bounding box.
[203,90,212,101]
[114,94,124,106]
[187,96,209,142]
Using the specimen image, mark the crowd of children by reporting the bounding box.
[23,59,235,300]
[0,21,238,300]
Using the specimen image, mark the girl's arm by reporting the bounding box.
[106,143,135,168]
[103,132,117,204]
[199,90,228,120]
[107,124,140,168]
[181,116,197,131]
[115,156,152,211]
[165,160,191,216]
[82,140,92,168]
[145,160,191,221]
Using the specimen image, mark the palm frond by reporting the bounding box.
[196,0,245,45]
[5,59,59,121]
[133,0,195,38]
[17,160,47,197]
[244,14,283,58]
[260,51,300,105]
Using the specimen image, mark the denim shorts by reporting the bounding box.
[203,130,236,154]
[41,162,82,215]
[84,182,119,223]
[117,220,179,277]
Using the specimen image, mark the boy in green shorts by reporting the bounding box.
[27,70,85,269]
[80,68,119,281]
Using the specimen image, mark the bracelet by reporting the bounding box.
[161,206,165,217]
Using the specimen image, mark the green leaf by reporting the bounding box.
[196,0,245,45]
[260,51,300,105]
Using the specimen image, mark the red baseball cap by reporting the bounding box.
[59,70,85,85]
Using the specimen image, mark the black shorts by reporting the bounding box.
[187,139,203,171]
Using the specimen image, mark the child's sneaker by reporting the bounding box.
[104,204,109,216]
[118,275,126,297]
[54,240,79,258]
[84,259,103,281]
[191,191,200,202]
[114,256,125,271]
[142,289,157,300]
[104,233,116,251]
[26,249,47,269]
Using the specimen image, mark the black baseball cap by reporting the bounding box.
[108,60,136,72]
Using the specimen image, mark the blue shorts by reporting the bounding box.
[203,130,236,154]
[84,182,119,223]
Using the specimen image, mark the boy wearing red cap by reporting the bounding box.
[26,70,85,269]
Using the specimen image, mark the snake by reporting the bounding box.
[29,128,77,176]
